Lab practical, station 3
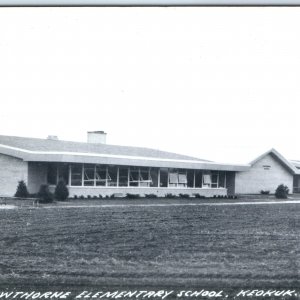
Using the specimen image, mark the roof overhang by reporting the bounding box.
[0,143,249,172]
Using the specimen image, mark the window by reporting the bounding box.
[84,164,95,186]
[159,168,168,187]
[119,167,129,187]
[187,170,194,188]
[58,163,69,185]
[194,170,202,188]
[211,172,219,188]
[95,165,107,186]
[263,165,271,170]
[47,163,57,185]
[129,167,139,187]
[71,164,82,186]
[203,172,212,187]
[169,170,178,187]
[218,171,226,188]
[107,165,118,186]
[139,167,151,187]
[150,168,159,187]
[178,171,187,187]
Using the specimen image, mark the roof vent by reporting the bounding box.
[47,135,59,140]
[87,131,107,144]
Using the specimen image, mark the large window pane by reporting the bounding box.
[178,170,187,187]
[187,170,194,188]
[47,163,57,185]
[211,172,219,188]
[139,167,150,187]
[95,165,106,186]
[219,171,226,188]
[71,164,82,186]
[119,166,128,187]
[107,166,118,186]
[84,164,95,186]
[129,167,139,187]
[58,163,69,185]
[150,168,159,187]
[160,168,168,187]
[203,171,212,188]
[195,170,202,188]
[169,169,178,187]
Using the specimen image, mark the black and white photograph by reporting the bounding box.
[0,6,300,299]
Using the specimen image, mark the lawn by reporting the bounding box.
[0,200,300,293]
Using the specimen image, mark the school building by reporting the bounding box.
[0,132,299,197]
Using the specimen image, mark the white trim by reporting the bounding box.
[0,143,249,167]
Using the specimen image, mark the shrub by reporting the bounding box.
[194,193,206,199]
[38,184,53,203]
[79,195,85,199]
[126,193,140,199]
[98,194,103,199]
[93,196,98,199]
[179,193,190,199]
[260,190,270,195]
[14,180,29,198]
[145,193,158,198]
[165,193,177,199]
[54,179,69,201]
[74,195,78,199]
[275,184,289,199]
[87,195,92,199]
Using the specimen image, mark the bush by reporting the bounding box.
[194,193,206,199]
[261,190,270,195]
[275,184,289,199]
[179,193,190,199]
[38,184,53,203]
[145,193,158,198]
[14,180,29,198]
[126,193,140,199]
[54,179,69,201]
[165,193,177,199]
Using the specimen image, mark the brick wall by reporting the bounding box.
[235,153,293,194]
[0,154,28,197]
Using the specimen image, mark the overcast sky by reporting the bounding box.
[0,8,300,164]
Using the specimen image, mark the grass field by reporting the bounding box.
[0,200,300,292]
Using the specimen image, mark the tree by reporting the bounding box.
[275,184,289,199]
[14,180,29,198]
[38,184,54,203]
[54,179,69,201]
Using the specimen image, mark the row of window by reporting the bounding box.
[47,163,227,189]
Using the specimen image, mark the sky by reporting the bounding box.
[0,7,300,164]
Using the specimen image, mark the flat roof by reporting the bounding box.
[0,135,249,171]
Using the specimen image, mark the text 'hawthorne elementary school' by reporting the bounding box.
[0,290,298,299]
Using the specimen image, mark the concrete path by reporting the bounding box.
[0,205,16,209]
[36,199,300,209]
